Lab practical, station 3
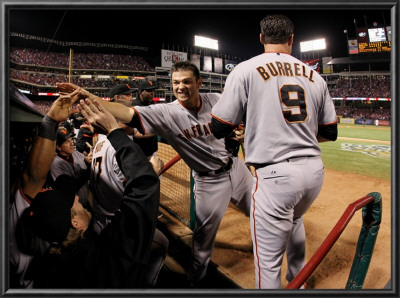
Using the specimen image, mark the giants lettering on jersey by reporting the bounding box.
[95,140,106,153]
[178,122,213,141]
[256,61,315,83]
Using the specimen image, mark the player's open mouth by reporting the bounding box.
[178,92,189,97]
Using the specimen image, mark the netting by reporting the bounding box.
[157,142,191,227]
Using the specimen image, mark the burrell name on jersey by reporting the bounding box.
[212,52,337,166]
[256,60,315,83]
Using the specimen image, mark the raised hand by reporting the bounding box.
[77,99,119,135]
[47,88,81,122]
[56,82,80,94]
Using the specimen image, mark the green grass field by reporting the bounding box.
[320,123,391,180]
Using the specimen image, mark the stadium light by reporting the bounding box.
[194,35,219,50]
[300,38,326,53]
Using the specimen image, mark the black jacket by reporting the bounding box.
[33,129,160,288]
[76,127,95,154]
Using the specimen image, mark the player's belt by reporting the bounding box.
[197,157,233,177]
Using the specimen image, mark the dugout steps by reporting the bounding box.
[156,206,243,289]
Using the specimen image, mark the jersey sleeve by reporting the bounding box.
[128,105,167,136]
[50,159,70,181]
[211,65,248,126]
[319,84,338,125]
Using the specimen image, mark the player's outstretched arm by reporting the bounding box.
[56,82,135,123]
[22,89,81,198]
[77,98,120,136]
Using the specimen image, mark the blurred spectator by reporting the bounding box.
[329,75,391,98]
[10,47,153,71]
[335,106,390,121]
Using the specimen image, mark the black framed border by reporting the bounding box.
[1,0,399,297]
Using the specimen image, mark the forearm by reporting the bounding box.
[22,116,58,197]
[85,93,135,123]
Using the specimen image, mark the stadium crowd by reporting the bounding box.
[329,75,391,98]
[10,47,153,71]
[10,69,135,89]
[335,106,391,120]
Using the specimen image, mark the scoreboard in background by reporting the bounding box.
[358,41,391,54]
[348,26,391,55]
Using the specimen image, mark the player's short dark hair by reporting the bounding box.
[171,60,200,81]
[260,14,294,44]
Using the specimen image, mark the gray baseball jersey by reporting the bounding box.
[9,189,50,288]
[91,133,126,221]
[212,52,337,166]
[132,93,230,172]
[211,52,337,288]
[50,151,89,207]
[131,94,252,282]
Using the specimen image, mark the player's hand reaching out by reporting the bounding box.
[56,82,80,94]
[57,82,95,102]
[78,99,119,136]
[47,88,81,122]
[83,142,94,165]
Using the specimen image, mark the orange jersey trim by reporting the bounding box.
[131,107,147,135]
[210,113,237,127]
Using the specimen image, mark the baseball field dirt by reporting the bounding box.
[158,166,391,290]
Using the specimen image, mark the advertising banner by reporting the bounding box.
[348,39,359,55]
[214,57,223,74]
[203,56,212,72]
[322,57,332,74]
[161,49,187,67]
[340,118,355,124]
[224,59,236,74]
[190,54,201,69]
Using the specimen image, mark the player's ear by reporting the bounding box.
[259,33,265,45]
[288,34,294,46]
[197,77,203,89]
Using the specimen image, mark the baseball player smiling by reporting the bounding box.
[56,61,253,287]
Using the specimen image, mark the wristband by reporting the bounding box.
[38,115,59,141]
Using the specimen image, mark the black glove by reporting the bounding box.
[224,132,240,157]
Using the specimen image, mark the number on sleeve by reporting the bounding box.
[280,84,307,123]
[94,156,103,183]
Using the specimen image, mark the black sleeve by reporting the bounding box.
[211,117,236,139]
[75,128,93,154]
[106,128,160,264]
[318,123,338,141]
[127,113,145,134]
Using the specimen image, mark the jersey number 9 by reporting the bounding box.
[280,84,307,123]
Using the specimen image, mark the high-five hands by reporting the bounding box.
[77,99,119,136]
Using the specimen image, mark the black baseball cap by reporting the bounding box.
[109,83,135,101]
[56,127,75,146]
[138,80,158,93]
[27,175,77,243]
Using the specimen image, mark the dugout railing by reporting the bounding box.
[286,192,382,289]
